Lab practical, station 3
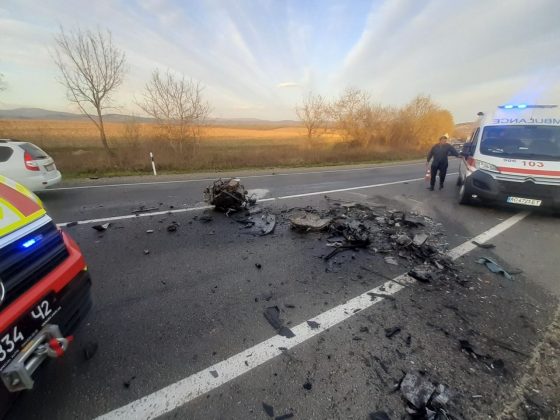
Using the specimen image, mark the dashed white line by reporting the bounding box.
[57,175,432,227]
[447,211,529,259]
[45,161,425,191]
[95,211,529,420]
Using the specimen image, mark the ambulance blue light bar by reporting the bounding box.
[499,104,557,109]
[21,235,42,249]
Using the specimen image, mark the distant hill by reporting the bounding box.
[0,108,154,122]
[0,108,85,120]
[0,108,300,126]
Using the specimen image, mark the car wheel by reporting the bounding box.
[458,182,472,205]
[456,175,463,186]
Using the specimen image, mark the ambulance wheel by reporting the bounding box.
[458,182,472,205]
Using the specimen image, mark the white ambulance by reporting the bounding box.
[457,104,560,210]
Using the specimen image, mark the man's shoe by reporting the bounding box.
[428,186,434,191]
[439,184,444,190]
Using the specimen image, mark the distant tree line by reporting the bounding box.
[296,88,454,149]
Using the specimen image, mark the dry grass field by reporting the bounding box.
[0,119,422,177]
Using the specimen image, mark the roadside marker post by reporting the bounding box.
[150,152,157,176]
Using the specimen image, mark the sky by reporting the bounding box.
[1,0,559,122]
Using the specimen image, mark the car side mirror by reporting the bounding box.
[461,144,473,157]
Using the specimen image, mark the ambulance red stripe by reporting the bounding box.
[498,167,560,177]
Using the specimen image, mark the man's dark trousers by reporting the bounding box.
[430,162,448,188]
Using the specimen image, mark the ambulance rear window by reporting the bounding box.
[480,125,560,161]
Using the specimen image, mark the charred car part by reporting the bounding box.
[204,178,253,212]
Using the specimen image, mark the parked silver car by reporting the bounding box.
[0,140,61,191]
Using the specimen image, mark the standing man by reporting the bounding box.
[426,134,459,191]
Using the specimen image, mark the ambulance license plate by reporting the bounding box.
[0,294,61,371]
[507,196,542,206]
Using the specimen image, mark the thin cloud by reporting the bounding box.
[277,82,301,88]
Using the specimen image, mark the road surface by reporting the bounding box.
[5,161,560,419]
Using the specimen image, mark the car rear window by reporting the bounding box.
[0,146,14,162]
[19,143,49,159]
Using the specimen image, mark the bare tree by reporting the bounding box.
[392,95,454,148]
[53,27,127,155]
[328,87,389,146]
[296,92,327,140]
[138,69,210,154]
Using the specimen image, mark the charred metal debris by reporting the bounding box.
[204,178,276,235]
[289,198,454,277]
[204,179,455,278]
[204,178,256,213]
[397,371,455,420]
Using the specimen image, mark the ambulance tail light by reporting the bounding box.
[475,159,500,173]
[24,151,40,171]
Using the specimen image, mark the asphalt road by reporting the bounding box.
[5,161,560,419]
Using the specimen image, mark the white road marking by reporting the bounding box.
[447,211,530,259]
[58,174,457,227]
[96,211,528,420]
[247,188,270,199]
[57,205,213,227]
[44,161,425,191]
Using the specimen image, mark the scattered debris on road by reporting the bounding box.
[384,256,399,266]
[307,320,320,329]
[123,375,136,389]
[408,268,433,283]
[82,342,98,361]
[92,223,110,232]
[166,221,179,233]
[472,240,496,249]
[398,371,454,419]
[476,256,513,280]
[290,212,332,231]
[459,339,506,373]
[412,232,429,247]
[369,411,391,420]
[262,402,274,417]
[274,413,295,420]
[248,213,276,236]
[263,306,295,338]
[384,326,401,338]
[204,178,253,212]
[132,206,159,214]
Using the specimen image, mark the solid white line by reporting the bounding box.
[95,211,529,420]
[45,161,425,191]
